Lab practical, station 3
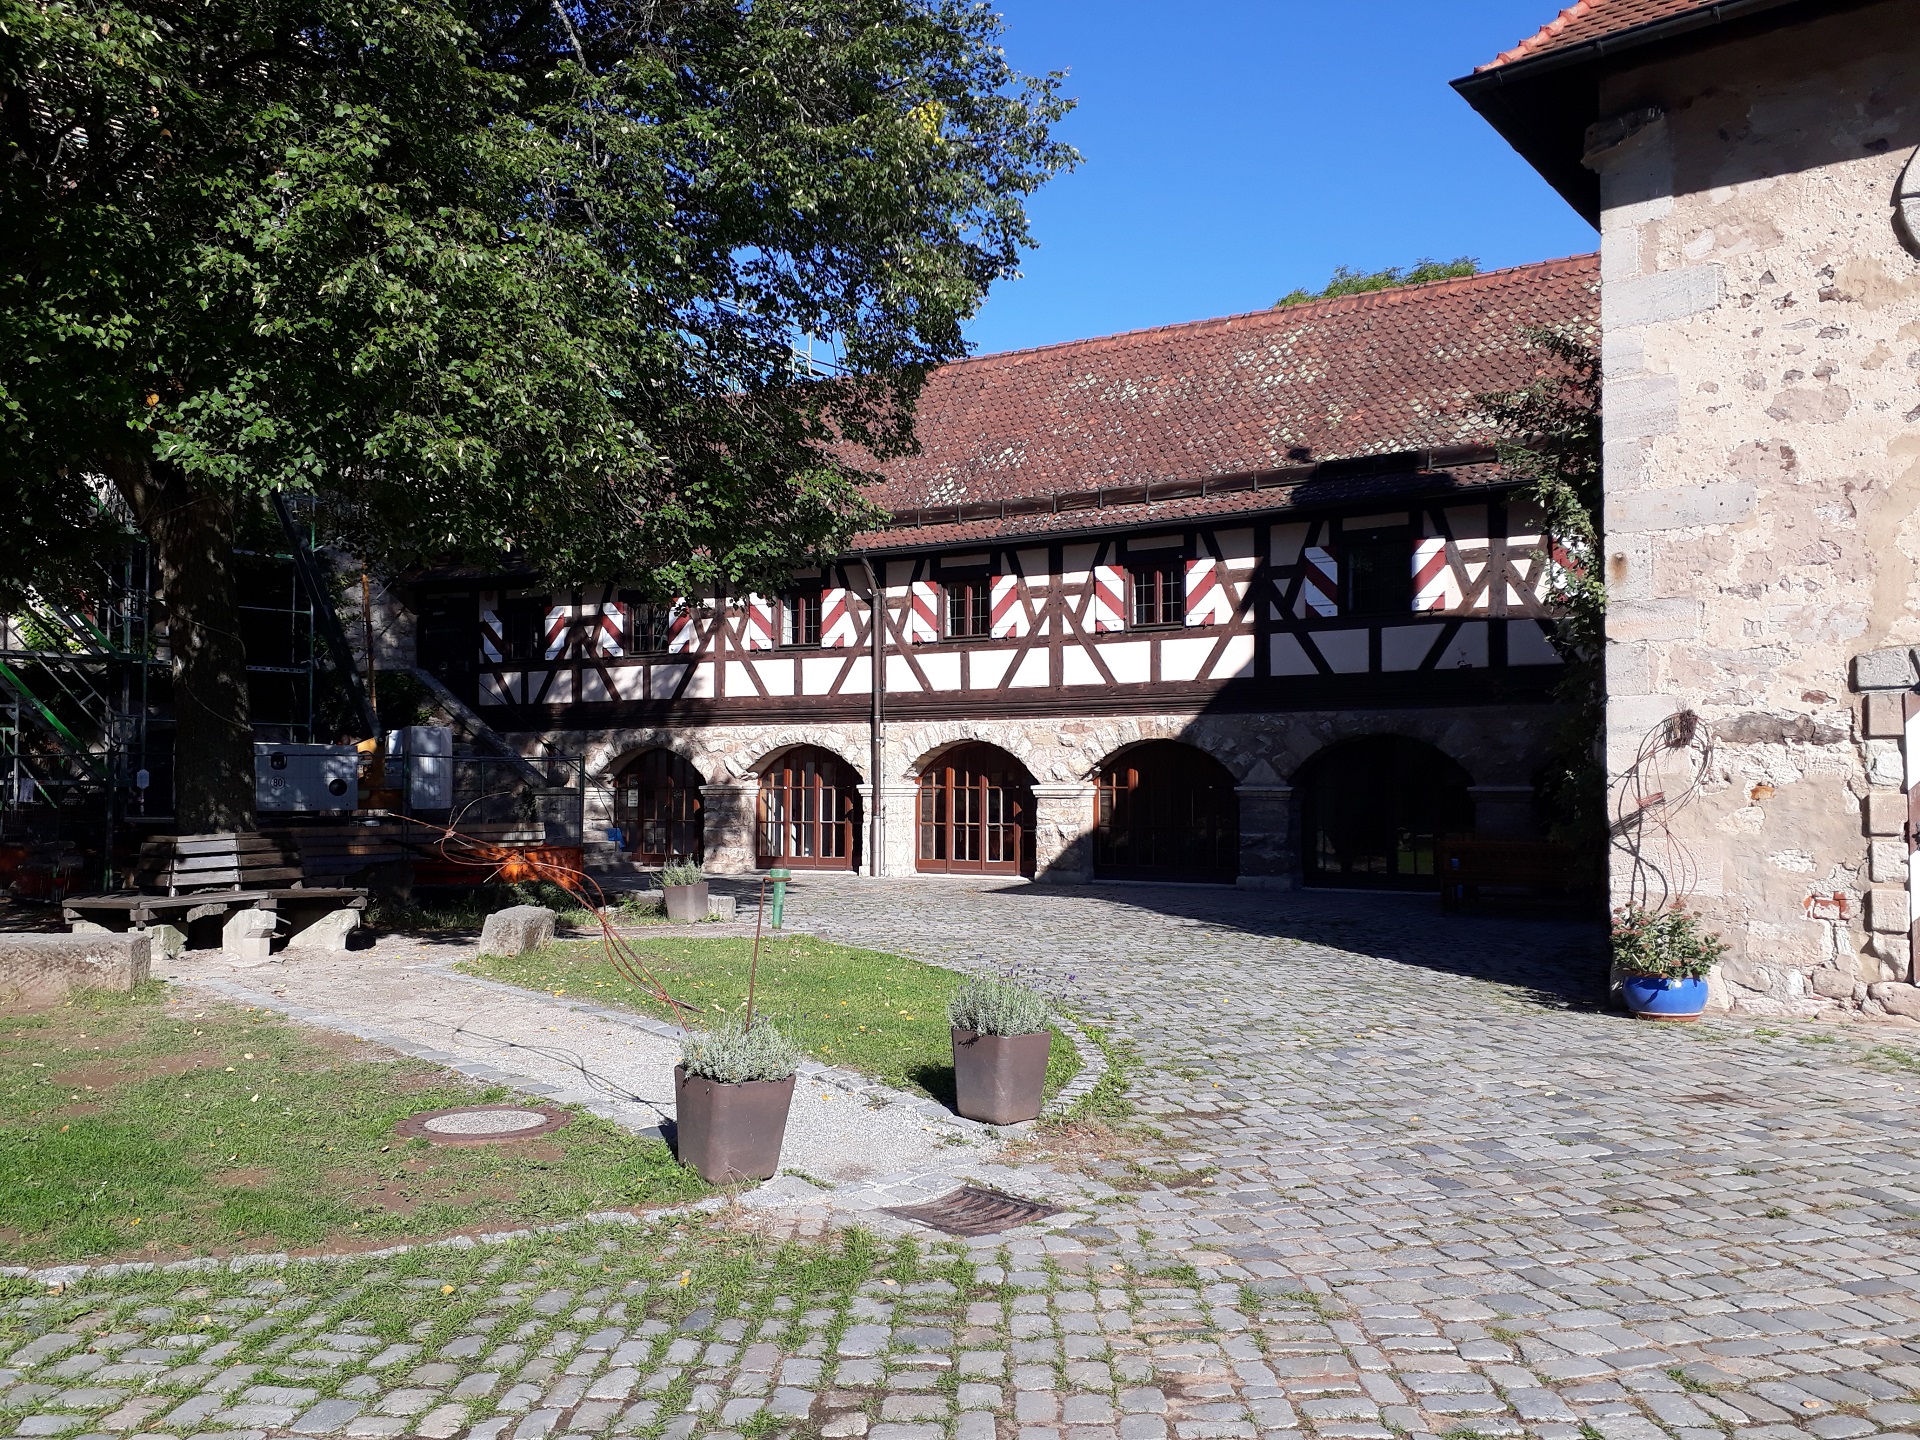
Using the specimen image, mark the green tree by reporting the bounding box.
[1478,328,1604,868]
[0,0,1073,830]
[1274,256,1479,308]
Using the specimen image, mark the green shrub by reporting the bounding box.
[949,974,1050,1037]
[1612,905,1727,980]
[660,860,705,888]
[680,1017,801,1083]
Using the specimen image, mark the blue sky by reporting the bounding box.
[962,1,1598,357]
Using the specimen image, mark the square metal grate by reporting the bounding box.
[883,1184,1062,1236]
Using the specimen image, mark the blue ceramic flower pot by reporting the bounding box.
[1621,973,1708,1021]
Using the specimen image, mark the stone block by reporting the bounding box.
[1853,647,1917,691]
[1871,841,1910,884]
[1870,982,1920,1019]
[1608,480,1754,531]
[1604,374,1681,440]
[1809,968,1858,1000]
[1866,889,1909,934]
[0,931,150,1006]
[1604,264,1725,329]
[707,894,737,921]
[144,923,187,958]
[223,908,279,962]
[478,905,555,957]
[288,909,360,952]
[1865,692,1909,737]
[1864,791,1906,836]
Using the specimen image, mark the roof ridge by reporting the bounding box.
[948,252,1599,374]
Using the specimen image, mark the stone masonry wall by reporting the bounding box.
[503,703,1562,887]
[1592,2,1920,1014]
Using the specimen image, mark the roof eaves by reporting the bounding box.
[1460,0,1811,82]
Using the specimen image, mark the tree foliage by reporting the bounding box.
[1274,256,1479,309]
[1477,327,1604,861]
[0,0,1075,826]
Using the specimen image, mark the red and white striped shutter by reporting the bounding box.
[664,598,695,653]
[1413,536,1454,612]
[479,593,503,662]
[1090,565,1127,633]
[1184,558,1229,626]
[989,575,1029,638]
[821,588,856,648]
[596,602,625,657]
[1298,547,1339,617]
[543,601,572,659]
[743,595,777,650]
[905,581,941,643]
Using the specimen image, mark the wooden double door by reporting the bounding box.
[1094,741,1239,882]
[916,744,1035,876]
[613,749,704,863]
[757,747,861,870]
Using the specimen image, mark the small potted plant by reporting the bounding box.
[1612,904,1727,1021]
[660,860,708,923]
[674,1017,800,1182]
[949,973,1052,1125]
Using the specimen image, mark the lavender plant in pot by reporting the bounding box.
[1612,905,1726,1021]
[674,1017,800,1182]
[949,974,1052,1125]
[660,860,708,923]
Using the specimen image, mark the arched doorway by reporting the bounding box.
[916,744,1036,876]
[1297,735,1473,889]
[612,749,704,864]
[1094,741,1239,882]
[757,747,861,870]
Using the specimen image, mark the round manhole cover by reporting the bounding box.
[394,1104,572,1146]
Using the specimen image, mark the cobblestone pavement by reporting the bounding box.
[10,878,1920,1440]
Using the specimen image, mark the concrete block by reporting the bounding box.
[1864,692,1908,737]
[1866,889,1909,934]
[478,905,555,957]
[1604,264,1725,329]
[1,932,150,1006]
[1605,374,1681,440]
[1853,647,1917,691]
[707,895,737,921]
[1865,791,1907,836]
[288,908,360,952]
[1607,481,1754,532]
[223,907,279,961]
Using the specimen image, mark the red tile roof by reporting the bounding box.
[856,254,1597,545]
[1479,0,1714,70]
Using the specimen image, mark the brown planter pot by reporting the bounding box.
[672,1064,795,1183]
[951,1027,1050,1125]
[664,881,709,923]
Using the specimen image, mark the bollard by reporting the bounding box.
[767,867,792,929]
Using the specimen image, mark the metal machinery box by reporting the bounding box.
[254,743,358,812]
[386,725,453,811]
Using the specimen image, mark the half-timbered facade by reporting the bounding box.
[410,255,1599,887]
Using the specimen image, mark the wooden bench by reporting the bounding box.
[1437,838,1584,913]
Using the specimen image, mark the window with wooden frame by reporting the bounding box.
[944,577,991,638]
[1130,562,1184,628]
[1341,532,1413,615]
[498,595,547,660]
[617,592,669,653]
[782,588,823,647]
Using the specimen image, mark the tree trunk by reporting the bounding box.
[111,462,256,833]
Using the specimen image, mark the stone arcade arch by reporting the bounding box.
[610,748,706,864]
[1294,735,1473,890]
[755,745,863,871]
[1092,740,1240,883]
[913,741,1037,877]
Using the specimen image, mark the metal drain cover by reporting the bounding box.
[394,1104,572,1146]
[884,1184,1062,1236]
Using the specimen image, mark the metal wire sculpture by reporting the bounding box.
[1610,709,1715,912]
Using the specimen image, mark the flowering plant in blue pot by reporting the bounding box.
[1611,905,1727,1021]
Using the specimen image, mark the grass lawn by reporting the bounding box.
[0,983,704,1267]
[463,935,1081,1106]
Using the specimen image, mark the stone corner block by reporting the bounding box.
[1854,647,1918,692]
[478,905,556,957]
[1864,691,1909,737]
[2,930,150,1006]
[1870,981,1920,1018]
[288,908,361,952]
[1864,791,1907,837]
[1866,889,1910,934]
